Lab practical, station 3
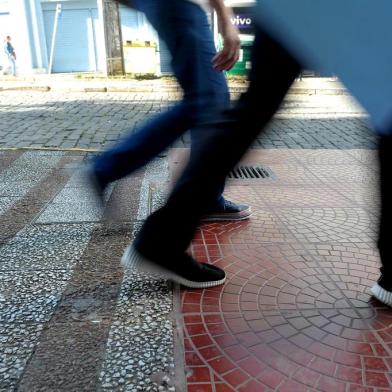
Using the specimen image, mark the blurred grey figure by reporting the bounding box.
[3,36,16,76]
[253,0,392,306]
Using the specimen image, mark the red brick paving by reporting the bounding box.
[174,149,392,391]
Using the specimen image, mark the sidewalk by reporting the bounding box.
[173,148,387,392]
[0,148,390,391]
[0,74,348,95]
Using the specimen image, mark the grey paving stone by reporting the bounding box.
[0,223,94,271]
[0,154,67,225]
[52,187,109,204]
[0,353,31,391]
[36,169,114,223]
[0,203,97,389]
[36,202,103,223]
[0,322,45,388]
[0,270,72,323]
[0,91,376,150]
[99,274,175,392]
[0,197,18,215]
[0,323,44,358]
[0,152,64,199]
[99,159,175,391]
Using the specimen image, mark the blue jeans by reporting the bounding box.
[94,0,230,208]
[8,55,16,76]
[134,28,302,258]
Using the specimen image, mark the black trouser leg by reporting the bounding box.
[378,134,392,276]
[134,28,302,259]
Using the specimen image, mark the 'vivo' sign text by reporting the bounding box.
[231,14,253,29]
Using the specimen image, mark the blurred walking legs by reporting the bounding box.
[92,0,249,218]
[371,134,392,304]
[124,28,301,284]
[8,55,16,76]
[131,26,392,298]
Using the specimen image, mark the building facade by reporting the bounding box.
[0,0,255,75]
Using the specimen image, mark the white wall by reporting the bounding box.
[0,0,49,73]
[6,0,35,74]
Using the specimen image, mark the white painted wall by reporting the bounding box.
[6,0,35,74]
[0,0,108,74]
[96,0,107,74]
[0,0,49,73]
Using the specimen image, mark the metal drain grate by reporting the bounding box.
[228,165,273,179]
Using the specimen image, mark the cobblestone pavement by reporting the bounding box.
[1,148,390,391]
[0,91,377,150]
[0,150,180,391]
[1,89,389,391]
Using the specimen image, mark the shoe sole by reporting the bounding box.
[121,246,226,289]
[200,211,252,222]
[371,283,392,307]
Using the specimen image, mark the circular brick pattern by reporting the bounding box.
[251,185,356,208]
[290,150,362,165]
[183,150,388,391]
[307,164,378,185]
[184,244,392,391]
[276,208,377,243]
[327,182,381,211]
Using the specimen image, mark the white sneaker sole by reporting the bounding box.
[200,211,252,222]
[371,283,392,307]
[121,245,226,289]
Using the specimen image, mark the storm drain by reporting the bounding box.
[228,165,274,180]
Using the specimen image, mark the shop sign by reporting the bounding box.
[231,14,253,29]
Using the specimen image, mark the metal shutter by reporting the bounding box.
[119,6,139,42]
[43,8,98,73]
[159,38,172,74]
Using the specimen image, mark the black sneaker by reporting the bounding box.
[121,245,226,289]
[371,274,392,307]
[201,198,251,222]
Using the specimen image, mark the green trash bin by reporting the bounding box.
[227,40,253,76]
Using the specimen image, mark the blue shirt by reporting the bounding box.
[4,42,14,57]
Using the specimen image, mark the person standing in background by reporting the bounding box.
[3,36,16,76]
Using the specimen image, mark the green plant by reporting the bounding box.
[133,73,161,80]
